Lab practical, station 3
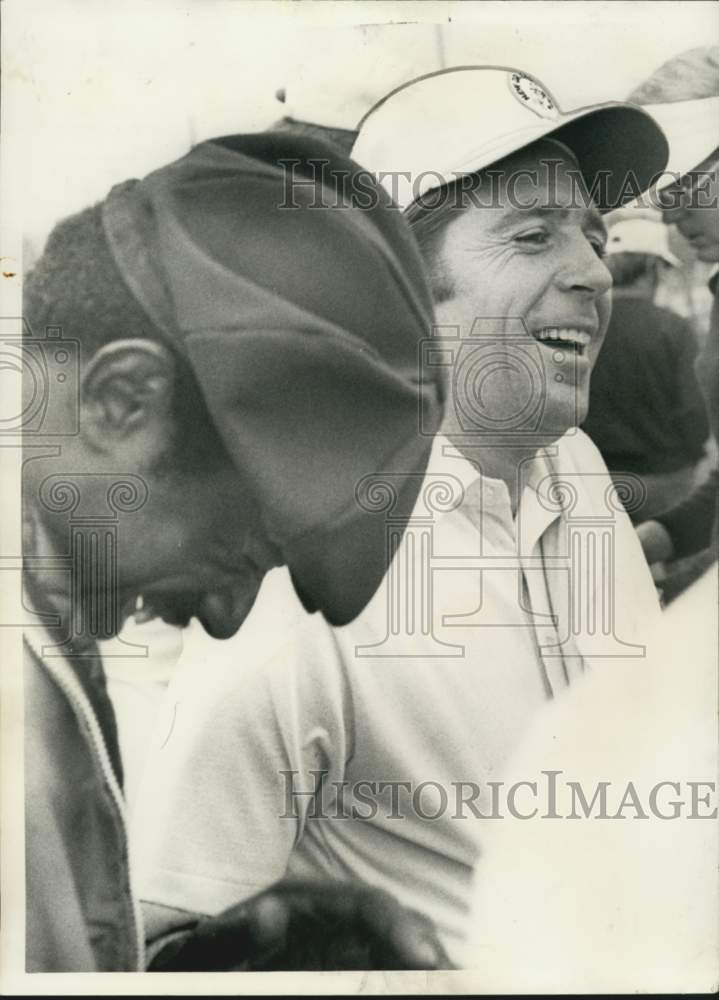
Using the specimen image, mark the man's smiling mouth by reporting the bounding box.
[531,326,593,356]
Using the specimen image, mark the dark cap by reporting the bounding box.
[102,132,444,625]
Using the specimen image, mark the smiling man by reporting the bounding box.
[131,68,668,964]
[409,141,612,505]
[460,76,719,990]
[22,131,447,972]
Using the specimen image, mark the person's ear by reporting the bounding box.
[80,339,176,453]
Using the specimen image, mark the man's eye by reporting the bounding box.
[515,230,549,246]
[589,238,607,259]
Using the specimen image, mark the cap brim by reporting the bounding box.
[545,104,669,212]
[643,97,719,186]
[422,104,667,214]
[353,67,669,213]
[287,461,427,626]
[606,246,681,267]
[104,133,445,630]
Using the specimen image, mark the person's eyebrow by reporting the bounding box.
[490,205,608,241]
[532,206,608,238]
[584,206,608,243]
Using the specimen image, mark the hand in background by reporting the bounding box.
[149,878,453,971]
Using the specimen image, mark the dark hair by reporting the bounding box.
[403,137,581,303]
[606,252,660,288]
[25,203,166,356]
[24,203,222,467]
[403,176,478,303]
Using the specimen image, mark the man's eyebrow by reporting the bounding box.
[493,204,607,239]
[585,206,608,241]
[532,206,608,235]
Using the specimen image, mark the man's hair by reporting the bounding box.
[403,176,474,303]
[403,137,582,304]
[606,252,660,288]
[25,203,167,356]
[24,203,222,468]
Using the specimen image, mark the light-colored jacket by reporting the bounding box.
[24,630,145,971]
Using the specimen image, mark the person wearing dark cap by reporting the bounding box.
[22,132,447,972]
[130,68,668,966]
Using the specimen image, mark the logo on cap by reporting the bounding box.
[508,72,559,121]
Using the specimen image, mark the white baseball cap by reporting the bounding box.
[352,65,669,213]
[605,218,680,267]
[642,96,719,186]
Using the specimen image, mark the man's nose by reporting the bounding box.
[556,240,613,298]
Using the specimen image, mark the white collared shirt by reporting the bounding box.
[132,430,660,962]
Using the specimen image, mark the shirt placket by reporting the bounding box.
[518,481,586,693]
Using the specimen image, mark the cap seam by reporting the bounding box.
[184,323,423,391]
[167,167,434,338]
[356,63,562,131]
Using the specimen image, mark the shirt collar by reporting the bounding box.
[424,433,563,544]
[425,433,483,496]
[517,447,564,553]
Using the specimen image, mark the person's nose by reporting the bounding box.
[555,237,613,299]
[661,204,686,227]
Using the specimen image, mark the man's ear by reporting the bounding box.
[80,339,176,452]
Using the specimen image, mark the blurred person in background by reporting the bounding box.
[582,215,710,521]
[640,154,719,568]
[628,49,719,571]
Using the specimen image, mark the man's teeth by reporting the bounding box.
[535,328,592,348]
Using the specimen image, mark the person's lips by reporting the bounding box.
[133,592,196,629]
[529,324,597,358]
[123,566,265,639]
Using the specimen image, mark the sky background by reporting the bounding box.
[5,0,719,252]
